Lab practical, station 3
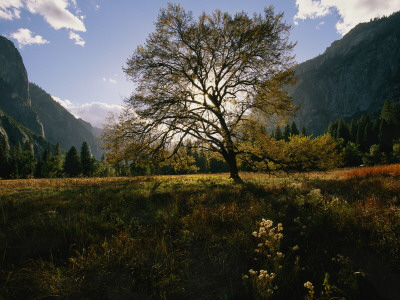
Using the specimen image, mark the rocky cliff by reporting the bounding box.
[0,36,102,158]
[290,11,400,135]
[0,108,53,155]
[0,36,44,137]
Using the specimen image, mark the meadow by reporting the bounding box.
[1,167,400,299]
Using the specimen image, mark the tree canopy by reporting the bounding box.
[103,4,296,181]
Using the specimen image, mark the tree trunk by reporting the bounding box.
[225,151,242,183]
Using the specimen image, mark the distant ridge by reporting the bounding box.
[29,83,102,158]
[290,11,400,135]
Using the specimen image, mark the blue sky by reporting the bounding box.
[1,0,399,127]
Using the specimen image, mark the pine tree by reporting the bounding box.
[36,149,52,178]
[10,142,22,178]
[356,115,367,151]
[196,150,209,173]
[349,119,357,142]
[301,126,307,137]
[64,146,82,177]
[363,121,372,152]
[379,119,392,153]
[380,99,394,124]
[371,118,380,146]
[336,118,350,142]
[80,141,94,176]
[0,135,10,178]
[283,124,291,141]
[21,140,35,178]
[327,121,338,138]
[274,126,283,140]
[50,143,63,177]
[291,121,299,136]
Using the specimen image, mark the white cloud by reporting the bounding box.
[0,0,23,20]
[69,31,85,46]
[1,0,86,45]
[316,21,325,29]
[52,96,75,111]
[25,0,86,31]
[294,0,400,35]
[10,28,49,48]
[52,96,124,128]
[102,77,117,84]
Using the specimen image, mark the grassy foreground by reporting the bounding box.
[1,170,400,299]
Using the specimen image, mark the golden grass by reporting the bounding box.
[0,170,348,192]
[1,169,400,298]
[342,164,400,178]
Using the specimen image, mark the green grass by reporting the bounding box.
[1,172,400,299]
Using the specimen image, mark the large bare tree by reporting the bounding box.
[103,3,296,181]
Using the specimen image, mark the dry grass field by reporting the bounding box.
[1,168,400,299]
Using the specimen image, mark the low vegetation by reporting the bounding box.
[1,169,400,299]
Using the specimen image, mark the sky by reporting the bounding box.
[1,0,400,128]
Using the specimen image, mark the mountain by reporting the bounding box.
[290,12,400,135]
[0,36,102,158]
[0,36,44,137]
[0,108,54,154]
[29,83,102,159]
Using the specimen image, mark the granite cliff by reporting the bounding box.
[290,12,400,135]
[0,36,102,158]
[0,36,44,137]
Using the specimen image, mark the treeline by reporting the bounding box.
[327,99,400,166]
[128,124,341,175]
[8,99,399,179]
[0,140,115,179]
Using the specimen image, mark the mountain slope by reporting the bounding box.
[0,108,53,155]
[29,83,102,159]
[0,36,44,137]
[290,12,400,135]
[0,35,102,159]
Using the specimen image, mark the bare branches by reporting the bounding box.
[104,4,297,179]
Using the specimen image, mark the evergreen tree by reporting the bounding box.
[336,118,350,142]
[363,121,372,151]
[327,121,338,138]
[394,103,400,126]
[380,99,393,123]
[10,142,22,178]
[301,125,307,137]
[283,124,291,141]
[195,149,209,173]
[0,135,10,178]
[50,143,63,177]
[274,126,283,140]
[349,119,357,142]
[80,141,94,176]
[356,115,367,151]
[64,146,82,177]
[371,118,380,146]
[36,149,52,178]
[379,119,392,153]
[21,140,35,178]
[291,121,299,136]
